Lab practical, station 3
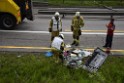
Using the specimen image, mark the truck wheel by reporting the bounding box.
[0,14,16,30]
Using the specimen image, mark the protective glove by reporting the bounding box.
[49,28,52,32]
[71,25,73,31]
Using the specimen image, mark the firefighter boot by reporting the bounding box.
[75,40,79,46]
[71,40,76,45]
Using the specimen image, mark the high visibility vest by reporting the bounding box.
[51,37,64,50]
[52,17,61,31]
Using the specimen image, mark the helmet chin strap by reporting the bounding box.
[59,35,63,39]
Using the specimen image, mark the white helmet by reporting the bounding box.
[75,12,80,16]
[59,34,64,39]
[55,12,60,16]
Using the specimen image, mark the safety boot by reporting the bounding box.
[75,43,79,46]
[71,41,76,45]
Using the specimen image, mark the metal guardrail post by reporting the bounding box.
[62,0,64,18]
[94,0,119,20]
[110,14,113,19]
[62,14,65,18]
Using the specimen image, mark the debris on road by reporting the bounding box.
[83,47,108,73]
[63,46,108,73]
[63,47,92,69]
[48,44,108,73]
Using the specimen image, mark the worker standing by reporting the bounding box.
[71,12,84,46]
[49,12,62,41]
[51,34,65,63]
[103,18,115,49]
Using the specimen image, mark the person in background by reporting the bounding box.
[71,12,84,46]
[49,12,62,41]
[103,18,115,49]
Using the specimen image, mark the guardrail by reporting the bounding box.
[33,1,48,7]
[38,8,124,18]
[33,1,124,18]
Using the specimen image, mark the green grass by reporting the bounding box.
[48,1,124,7]
[32,0,124,7]
[0,52,124,83]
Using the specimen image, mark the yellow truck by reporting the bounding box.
[0,0,33,30]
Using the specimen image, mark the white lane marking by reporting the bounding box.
[0,30,124,35]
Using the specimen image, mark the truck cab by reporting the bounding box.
[0,0,33,30]
[14,0,33,21]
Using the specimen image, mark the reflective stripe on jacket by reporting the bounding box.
[52,17,61,31]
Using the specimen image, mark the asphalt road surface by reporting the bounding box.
[0,15,124,55]
[2,15,123,31]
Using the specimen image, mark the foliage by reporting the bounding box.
[32,0,124,7]
[0,52,124,83]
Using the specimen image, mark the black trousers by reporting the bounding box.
[105,35,113,48]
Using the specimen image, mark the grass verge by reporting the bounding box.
[0,52,124,83]
[32,0,124,7]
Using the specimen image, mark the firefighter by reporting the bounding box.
[71,12,84,46]
[49,12,62,41]
[51,34,65,63]
[103,18,115,49]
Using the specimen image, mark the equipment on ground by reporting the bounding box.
[63,48,92,69]
[63,47,108,73]
[83,47,108,73]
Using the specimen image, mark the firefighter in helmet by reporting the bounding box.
[49,12,62,41]
[51,34,65,63]
[71,12,84,46]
